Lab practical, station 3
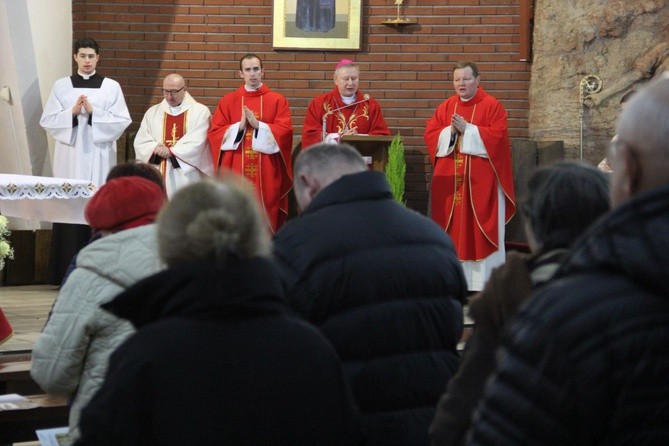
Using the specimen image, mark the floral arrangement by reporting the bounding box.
[0,215,14,271]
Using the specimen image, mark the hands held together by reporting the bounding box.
[72,95,93,115]
[153,143,171,159]
[240,106,260,130]
[451,113,467,134]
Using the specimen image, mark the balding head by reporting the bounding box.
[164,73,185,85]
[293,143,367,211]
[610,75,669,207]
[162,73,187,107]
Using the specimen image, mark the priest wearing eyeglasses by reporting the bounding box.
[134,73,214,198]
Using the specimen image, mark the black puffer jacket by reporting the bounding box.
[468,184,669,445]
[76,258,364,446]
[274,171,467,446]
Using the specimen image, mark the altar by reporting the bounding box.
[0,174,97,225]
[0,174,97,285]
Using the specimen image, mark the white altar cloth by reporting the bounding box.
[0,174,97,224]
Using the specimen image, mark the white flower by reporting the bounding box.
[0,240,10,257]
[0,215,13,271]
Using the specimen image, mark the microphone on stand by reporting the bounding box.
[322,94,370,141]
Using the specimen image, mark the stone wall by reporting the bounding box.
[528,0,668,163]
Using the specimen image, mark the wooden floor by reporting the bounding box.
[0,285,58,355]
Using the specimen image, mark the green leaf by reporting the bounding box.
[384,132,406,204]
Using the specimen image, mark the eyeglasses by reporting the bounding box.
[162,86,185,95]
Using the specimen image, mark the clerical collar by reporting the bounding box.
[341,94,356,105]
[244,82,263,91]
[71,72,104,88]
[169,104,182,114]
[78,71,96,79]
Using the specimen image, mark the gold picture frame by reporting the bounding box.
[272,0,362,51]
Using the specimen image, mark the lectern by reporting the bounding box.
[341,135,395,172]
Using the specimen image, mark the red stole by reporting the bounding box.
[239,96,262,190]
[157,112,187,177]
[447,105,495,260]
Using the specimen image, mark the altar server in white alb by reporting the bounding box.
[40,37,131,186]
[134,74,214,197]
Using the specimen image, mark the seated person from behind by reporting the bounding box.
[273,143,467,446]
[31,176,167,443]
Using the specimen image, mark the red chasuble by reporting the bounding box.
[301,88,390,149]
[425,88,515,261]
[207,84,293,233]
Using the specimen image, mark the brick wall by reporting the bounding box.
[73,0,531,213]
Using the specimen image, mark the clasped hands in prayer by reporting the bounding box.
[451,113,468,134]
[72,95,93,115]
[153,143,171,158]
[240,106,260,130]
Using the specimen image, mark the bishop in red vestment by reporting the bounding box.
[208,55,293,233]
[425,61,515,290]
[301,59,390,149]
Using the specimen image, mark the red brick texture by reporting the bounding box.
[73,0,531,213]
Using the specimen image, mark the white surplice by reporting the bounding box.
[40,74,131,187]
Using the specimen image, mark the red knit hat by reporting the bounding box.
[85,176,166,232]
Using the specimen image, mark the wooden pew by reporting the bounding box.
[0,394,69,445]
[0,354,41,395]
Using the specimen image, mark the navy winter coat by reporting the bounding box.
[274,171,468,446]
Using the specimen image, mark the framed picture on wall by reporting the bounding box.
[272,0,362,51]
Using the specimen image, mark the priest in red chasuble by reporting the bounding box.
[301,59,390,149]
[425,61,515,291]
[207,54,293,233]
[135,73,214,198]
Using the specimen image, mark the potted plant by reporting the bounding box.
[385,133,406,204]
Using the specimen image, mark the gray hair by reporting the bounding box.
[157,177,270,266]
[520,161,609,253]
[293,143,368,209]
[295,143,367,179]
